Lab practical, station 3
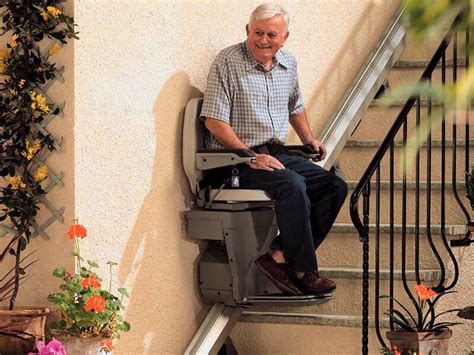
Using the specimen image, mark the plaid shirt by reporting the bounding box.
[201,40,304,149]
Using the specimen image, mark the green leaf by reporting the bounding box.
[71,251,84,261]
[58,320,67,329]
[121,321,131,332]
[379,295,419,327]
[47,293,66,304]
[384,312,415,332]
[53,267,66,277]
[87,260,99,268]
[64,282,83,293]
[392,309,414,330]
[117,287,130,297]
[69,325,79,334]
[118,287,129,297]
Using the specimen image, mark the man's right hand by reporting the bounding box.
[248,154,285,171]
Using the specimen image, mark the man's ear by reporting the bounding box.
[246,24,250,36]
[284,31,289,42]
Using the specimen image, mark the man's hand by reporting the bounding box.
[248,153,285,171]
[307,139,327,160]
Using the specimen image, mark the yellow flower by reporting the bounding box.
[10,34,18,48]
[18,79,25,88]
[41,10,48,21]
[9,88,18,96]
[6,176,26,190]
[29,91,51,114]
[48,42,61,57]
[34,165,48,182]
[47,6,61,18]
[0,49,9,74]
[21,138,42,160]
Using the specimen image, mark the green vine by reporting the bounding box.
[0,0,78,310]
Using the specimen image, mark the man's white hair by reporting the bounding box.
[249,3,289,32]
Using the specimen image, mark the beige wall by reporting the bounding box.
[73,1,401,353]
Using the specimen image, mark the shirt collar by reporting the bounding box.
[243,40,289,71]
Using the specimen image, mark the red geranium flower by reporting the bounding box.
[100,339,115,352]
[81,274,101,289]
[415,284,437,301]
[67,223,87,240]
[83,294,106,312]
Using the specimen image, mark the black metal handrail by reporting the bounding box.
[349,12,471,354]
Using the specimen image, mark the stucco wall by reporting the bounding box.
[73,1,402,353]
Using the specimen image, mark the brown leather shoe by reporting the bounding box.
[255,253,301,295]
[290,271,336,295]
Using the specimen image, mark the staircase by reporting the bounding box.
[233,19,471,355]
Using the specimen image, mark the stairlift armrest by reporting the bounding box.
[196,149,256,170]
[285,144,321,161]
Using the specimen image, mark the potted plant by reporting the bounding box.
[47,223,131,354]
[381,284,463,354]
[0,1,77,352]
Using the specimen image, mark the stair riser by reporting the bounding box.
[318,233,451,270]
[388,67,466,88]
[339,147,471,181]
[353,107,471,140]
[232,322,384,355]
[400,35,465,62]
[336,189,468,225]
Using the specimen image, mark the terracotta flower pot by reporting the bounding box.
[0,307,50,354]
[387,329,452,355]
[50,331,107,355]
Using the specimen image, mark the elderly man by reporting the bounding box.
[200,3,347,295]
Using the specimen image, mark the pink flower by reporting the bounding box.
[29,338,66,355]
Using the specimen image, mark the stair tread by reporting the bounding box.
[345,180,465,190]
[394,59,467,68]
[319,266,448,281]
[346,139,467,148]
[241,311,390,328]
[370,98,441,107]
[331,223,466,235]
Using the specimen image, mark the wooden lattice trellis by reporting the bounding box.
[0,67,66,240]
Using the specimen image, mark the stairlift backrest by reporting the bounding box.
[183,98,205,195]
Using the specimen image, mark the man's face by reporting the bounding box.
[246,15,289,67]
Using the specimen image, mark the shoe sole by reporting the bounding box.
[255,259,300,295]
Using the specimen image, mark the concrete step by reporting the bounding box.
[330,223,466,236]
[394,59,467,68]
[254,276,439,318]
[369,97,442,107]
[231,321,384,355]
[318,230,453,270]
[353,106,470,140]
[336,188,468,225]
[387,66,465,88]
[252,267,451,319]
[345,180,465,190]
[339,145,470,181]
[346,139,467,148]
[241,311,390,328]
[318,266,444,281]
[400,33,464,62]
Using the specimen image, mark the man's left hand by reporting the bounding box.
[307,139,327,160]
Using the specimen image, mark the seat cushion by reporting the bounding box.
[209,189,271,202]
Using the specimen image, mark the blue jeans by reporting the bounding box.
[206,155,348,272]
